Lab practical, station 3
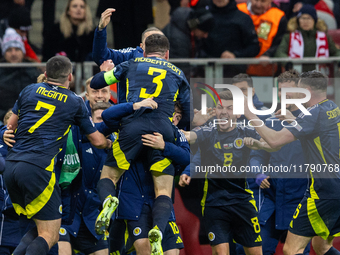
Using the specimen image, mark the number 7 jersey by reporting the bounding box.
[6,82,97,170]
[91,56,193,128]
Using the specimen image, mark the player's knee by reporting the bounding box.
[282,243,297,255]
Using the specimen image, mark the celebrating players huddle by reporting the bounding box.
[1,7,340,255]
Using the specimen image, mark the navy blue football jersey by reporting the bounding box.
[288,99,340,199]
[91,56,192,128]
[193,124,261,207]
[7,82,97,169]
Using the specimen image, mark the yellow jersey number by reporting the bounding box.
[139,67,167,98]
[28,101,56,133]
[224,153,233,166]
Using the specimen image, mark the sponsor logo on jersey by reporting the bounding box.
[59,227,67,235]
[208,232,215,241]
[59,205,62,214]
[86,148,93,154]
[234,138,244,149]
[133,227,142,236]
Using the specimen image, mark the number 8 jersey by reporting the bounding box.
[6,82,97,170]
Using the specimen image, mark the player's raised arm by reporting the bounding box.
[243,97,296,149]
[86,131,111,149]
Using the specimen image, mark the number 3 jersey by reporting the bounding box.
[7,82,97,170]
[193,124,260,207]
[90,56,193,129]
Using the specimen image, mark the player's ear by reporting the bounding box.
[44,71,47,78]
[68,73,72,82]
[143,51,146,57]
[165,50,169,61]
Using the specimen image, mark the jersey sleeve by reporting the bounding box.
[101,102,134,130]
[90,61,130,89]
[163,128,190,166]
[177,77,193,129]
[192,125,213,145]
[92,27,137,65]
[74,97,97,135]
[286,107,319,139]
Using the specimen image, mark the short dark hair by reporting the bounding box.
[141,27,162,43]
[218,90,233,102]
[277,69,300,84]
[46,56,72,84]
[299,70,328,91]
[144,34,170,56]
[174,101,182,113]
[232,73,253,87]
[91,102,111,116]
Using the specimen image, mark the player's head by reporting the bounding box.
[173,101,183,126]
[277,69,300,111]
[298,71,327,106]
[91,102,111,123]
[143,34,170,60]
[232,73,254,97]
[45,56,73,85]
[140,27,163,51]
[85,77,111,109]
[3,109,12,125]
[215,90,240,132]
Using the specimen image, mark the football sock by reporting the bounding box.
[152,195,173,235]
[12,227,38,255]
[25,236,49,255]
[325,247,340,255]
[97,178,116,205]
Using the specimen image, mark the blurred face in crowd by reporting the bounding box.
[140,31,164,51]
[215,99,240,132]
[68,0,86,23]
[251,0,272,15]
[298,14,315,31]
[86,85,110,108]
[5,47,24,63]
[233,81,255,97]
[278,81,299,111]
[212,0,230,7]
[92,109,104,123]
[193,28,209,39]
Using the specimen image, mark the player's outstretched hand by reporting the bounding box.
[244,137,263,150]
[179,174,191,187]
[192,107,215,127]
[260,176,271,189]
[133,97,158,110]
[141,132,165,150]
[275,109,296,122]
[100,60,115,72]
[98,8,116,30]
[4,129,15,147]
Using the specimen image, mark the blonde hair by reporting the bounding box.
[60,0,93,38]
[37,74,47,83]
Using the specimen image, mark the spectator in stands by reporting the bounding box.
[163,7,214,78]
[0,28,41,121]
[275,4,340,72]
[96,0,153,49]
[238,0,287,76]
[43,0,94,62]
[25,0,56,61]
[7,6,40,62]
[199,0,260,77]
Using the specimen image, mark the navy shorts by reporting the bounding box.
[203,199,262,247]
[289,196,340,239]
[59,220,108,253]
[4,160,61,220]
[126,204,184,252]
[105,109,175,176]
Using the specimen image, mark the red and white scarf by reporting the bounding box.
[288,30,329,58]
